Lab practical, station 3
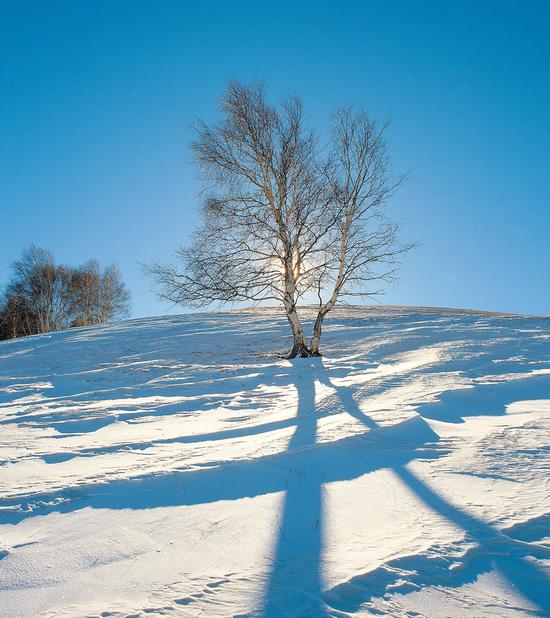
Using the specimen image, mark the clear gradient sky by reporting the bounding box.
[1,0,549,317]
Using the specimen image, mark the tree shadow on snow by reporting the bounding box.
[312,365,550,615]
[1,350,549,615]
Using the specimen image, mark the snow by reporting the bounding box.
[0,306,548,617]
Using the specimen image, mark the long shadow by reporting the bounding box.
[0,357,446,618]
[0,405,441,526]
[317,366,550,614]
[261,363,325,616]
[259,360,448,616]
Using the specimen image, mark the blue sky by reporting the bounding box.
[1,0,549,317]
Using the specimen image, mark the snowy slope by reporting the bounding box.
[0,306,549,618]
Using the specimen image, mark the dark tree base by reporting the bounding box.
[285,345,323,359]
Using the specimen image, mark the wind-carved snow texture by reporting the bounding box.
[0,306,548,617]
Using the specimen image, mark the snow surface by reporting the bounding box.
[0,306,549,617]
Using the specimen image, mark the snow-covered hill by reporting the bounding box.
[0,307,549,617]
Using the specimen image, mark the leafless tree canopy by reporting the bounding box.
[0,245,130,340]
[147,82,410,357]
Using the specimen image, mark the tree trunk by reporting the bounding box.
[284,303,310,358]
[309,311,325,356]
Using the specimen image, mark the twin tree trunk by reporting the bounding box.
[282,267,326,358]
[285,305,327,359]
[310,311,325,357]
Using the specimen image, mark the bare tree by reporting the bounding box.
[99,264,130,323]
[147,82,409,357]
[70,260,101,327]
[0,247,130,340]
[0,284,37,339]
[10,245,60,334]
[69,261,130,326]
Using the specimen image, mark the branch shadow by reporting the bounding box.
[0,390,441,522]
[315,365,550,614]
[258,360,446,616]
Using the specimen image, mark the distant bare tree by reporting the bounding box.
[147,82,409,357]
[0,285,36,339]
[0,247,130,340]
[9,245,62,333]
[99,264,130,323]
[68,261,130,327]
[70,260,101,327]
